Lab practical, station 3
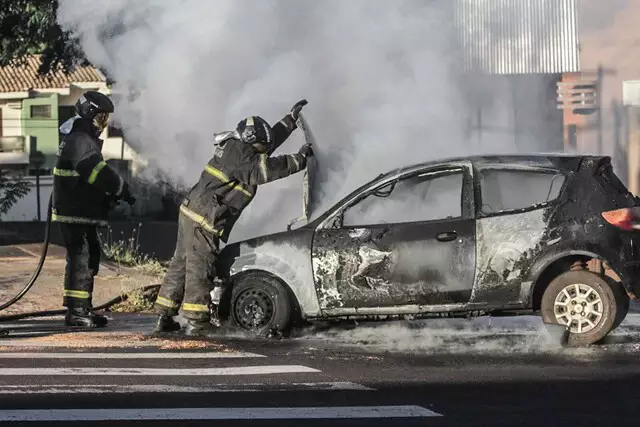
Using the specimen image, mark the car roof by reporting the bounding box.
[380,153,605,178]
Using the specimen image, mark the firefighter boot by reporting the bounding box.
[65,308,108,328]
[153,315,181,334]
[183,319,220,337]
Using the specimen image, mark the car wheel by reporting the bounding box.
[230,272,292,338]
[541,270,622,346]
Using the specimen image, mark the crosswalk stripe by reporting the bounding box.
[0,382,374,393]
[0,365,320,376]
[0,406,442,420]
[0,352,264,359]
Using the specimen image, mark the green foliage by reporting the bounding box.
[100,225,167,277]
[0,170,29,219]
[0,0,86,74]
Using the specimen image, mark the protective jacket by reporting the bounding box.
[181,114,307,242]
[52,118,128,226]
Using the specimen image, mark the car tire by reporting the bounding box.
[229,272,292,338]
[541,270,622,346]
[606,276,630,330]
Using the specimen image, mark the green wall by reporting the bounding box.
[22,94,59,171]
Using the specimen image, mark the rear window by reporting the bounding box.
[480,169,565,215]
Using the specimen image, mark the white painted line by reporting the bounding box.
[0,406,442,421]
[0,382,374,394]
[0,352,265,359]
[0,365,320,376]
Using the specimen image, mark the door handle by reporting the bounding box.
[436,231,457,242]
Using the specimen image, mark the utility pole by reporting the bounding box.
[597,64,604,154]
[28,136,45,222]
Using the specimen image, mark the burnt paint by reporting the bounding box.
[216,228,323,317]
[312,218,476,309]
[472,155,640,306]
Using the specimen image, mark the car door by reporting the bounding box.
[311,163,476,311]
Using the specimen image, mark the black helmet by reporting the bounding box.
[75,91,114,135]
[236,116,274,146]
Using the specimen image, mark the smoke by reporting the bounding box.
[299,314,640,356]
[57,0,553,241]
[299,317,564,355]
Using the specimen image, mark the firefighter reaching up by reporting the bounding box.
[153,100,313,337]
[54,91,136,328]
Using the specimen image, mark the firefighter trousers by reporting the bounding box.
[59,223,101,309]
[154,212,218,321]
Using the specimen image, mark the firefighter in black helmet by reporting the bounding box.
[54,90,135,328]
[153,100,313,337]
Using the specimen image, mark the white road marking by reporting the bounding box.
[0,351,265,359]
[0,365,320,376]
[0,382,374,394]
[0,406,442,421]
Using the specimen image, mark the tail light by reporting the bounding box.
[602,208,640,230]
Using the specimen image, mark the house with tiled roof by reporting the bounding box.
[0,55,136,221]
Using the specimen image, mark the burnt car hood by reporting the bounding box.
[287,113,320,230]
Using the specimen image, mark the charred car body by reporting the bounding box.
[216,121,640,346]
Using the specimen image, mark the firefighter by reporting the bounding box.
[153,100,313,337]
[54,91,135,328]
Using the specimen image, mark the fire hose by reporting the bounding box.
[0,194,161,329]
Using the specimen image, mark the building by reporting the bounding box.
[0,55,136,221]
[454,0,580,153]
[573,0,640,194]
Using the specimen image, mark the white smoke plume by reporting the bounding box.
[58,0,541,241]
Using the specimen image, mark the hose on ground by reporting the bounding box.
[0,192,161,323]
[0,195,53,312]
[0,284,161,322]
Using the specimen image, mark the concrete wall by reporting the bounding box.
[0,220,179,261]
[462,73,564,153]
[2,176,52,222]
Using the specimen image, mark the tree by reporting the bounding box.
[0,0,86,75]
[0,170,30,220]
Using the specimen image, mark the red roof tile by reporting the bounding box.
[0,55,105,93]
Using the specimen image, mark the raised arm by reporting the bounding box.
[267,99,308,155]
[233,144,313,186]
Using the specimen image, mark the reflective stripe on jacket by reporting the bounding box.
[52,118,126,224]
[183,114,307,242]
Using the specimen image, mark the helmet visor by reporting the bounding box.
[93,112,112,133]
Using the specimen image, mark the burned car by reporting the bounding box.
[216,123,639,346]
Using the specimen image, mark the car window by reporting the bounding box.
[342,170,464,226]
[479,169,565,214]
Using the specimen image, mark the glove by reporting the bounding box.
[290,99,308,121]
[120,182,136,206]
[298,143,314,158]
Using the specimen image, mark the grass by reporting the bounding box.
[109,287,157,313]
[100,225,166,313]
[100,224,168,277]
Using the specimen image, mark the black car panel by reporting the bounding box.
[311,163,476,309]
[312,217,476,309]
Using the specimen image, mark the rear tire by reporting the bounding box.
[229,272,292,338]
[607,276,630,330]
[541,270,622,346]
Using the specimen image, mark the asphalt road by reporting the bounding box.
[0,312,639,426]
